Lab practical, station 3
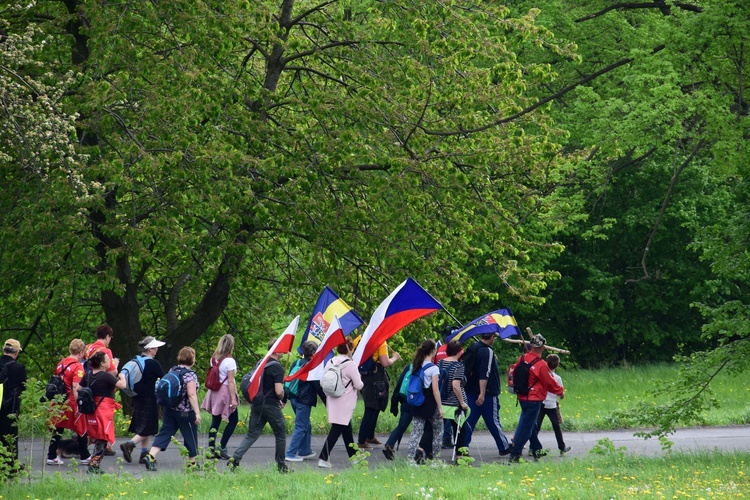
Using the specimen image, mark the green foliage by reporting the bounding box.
[588,437,626,458]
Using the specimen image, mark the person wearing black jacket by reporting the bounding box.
[0,339,27,470]
[285,341,327,462]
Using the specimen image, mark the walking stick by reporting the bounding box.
[451,409,465,463]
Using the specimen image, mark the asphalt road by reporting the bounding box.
[17,425,750,477]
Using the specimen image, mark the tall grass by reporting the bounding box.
[3,451,748,499]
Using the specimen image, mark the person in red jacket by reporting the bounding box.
[508,334,563,462]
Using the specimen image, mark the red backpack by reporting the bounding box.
[204,357,225,392]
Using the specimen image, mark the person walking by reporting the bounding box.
[0,339,27,472]
[46,339,91,466]
[285,341,325,462]
[406,340,443,464]
[462,333,512,455]
[120,336,165,464]
[228,338,290,473]
[533,353,570,456]
[439,340,470,460]
[80,351,126,473]
[317,340,364,468]
[143,347,202,471]
[508,334,564,463]
[382,364,434,460]
[201,334,239,460]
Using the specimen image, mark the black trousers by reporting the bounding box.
[320,423,356,461]
[536,406,567,451]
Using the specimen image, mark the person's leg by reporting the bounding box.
[219,408,239,450]
[177,413,199,460]
[407,416,426,460]
[295,403,313,456]
[479,396,510,452]
[77,433,91,460]
[47,427,63,460]
[358,406,378,444]
[421,418,434,457]
[264,403,287,468]
[442,418,453,447]
[149,409,179,459]
[510,401,542,458]
[429,411,443,459]
[319,424,344,461]
[208,414,222,451]
[385,402,412,448]
[546,408,566,451]
[232,404,266,461]
[286,400,306,458]
[463,394,481,446]
[342,423,357,458]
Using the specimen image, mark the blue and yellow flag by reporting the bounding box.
[298,286,364,354]
[445,308,521,344]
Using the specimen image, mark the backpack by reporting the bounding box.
[320,359,352,398]
[284,359,304,398]
[240,359,280,404]
[76,372,100,415]
[437,360,450,400]
[44,361,75,401]
[406,362,435,407]
[460,341,485,382]
[398,365,411,399]
[511,356,542,396]
[204,356,225,392]
[120,355,148,397]
[155,367,189,408]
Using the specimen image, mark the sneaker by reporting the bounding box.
[499,447,512,456]
[285,455,303,462]
[79,457,92,465]
[351,455,366,465]
[365,437,382,446]
[227,458,239,472]
[143,454,158,472]
[508,455,521,464]
[413,448,425,465]
[300,452,318,460]
[356,442,371,450]
[318,459,332,468]
[531,449,548,460]
[186,461,201,471]
[560,445,571,455]
[120,441,135,463]
[104,445,116,456]
[278,464,292,474]
[382,445,395,461]
[218,448,231,460]
[46,457,64,465]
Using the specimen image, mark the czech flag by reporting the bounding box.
[285,315,347,382]
[444,308,521,344]
[298,286,364,354]
[352,277,444,367]
[246,316,299,402]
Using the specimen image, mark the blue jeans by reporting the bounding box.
[511,400,543,457]
[385,402,413,448]
[286,399,313,457]
[464,393,510,453]
[152,408,199,458]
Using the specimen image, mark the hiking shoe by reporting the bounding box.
[365,437,382,446]
[186,461,201,472]
[318,459,332,468]
[143,454,158,471]
[104,445,116,456]
[47,457,64,465]
[218,447,231,460]
[285,455,303,462]
[278,464,292,474]
[300,452,318,460]
[120,441,135,463]
[499,447,512,456]
[560,445,571,455]
[356,442,371,449]
[138,451,148,464]
[382,445,395,461]
[227,458,239,472]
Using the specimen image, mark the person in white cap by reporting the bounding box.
[120,336,165,464]
[0,339,26,472]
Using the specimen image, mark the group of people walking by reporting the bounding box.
[1,324,570,475]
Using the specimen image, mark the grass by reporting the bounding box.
[2,451,748,499]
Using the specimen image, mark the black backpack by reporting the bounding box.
[240,359,280,404]
[437,360,451,400]
[76,372,101,414]
[44,361,75,401]
[460,341,486,382]
[512,356,542,396]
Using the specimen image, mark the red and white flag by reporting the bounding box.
[285,315,347,382]
[246,315,299,402]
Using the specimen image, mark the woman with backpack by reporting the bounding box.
[143,347,202,471]
[201,334,239,460]
[317,339,364,468]
[406,340,443,464]
[79,351,127,474]
[120,336,165,465]
[46,339,91,466]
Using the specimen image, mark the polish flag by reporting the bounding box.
[246,315,299,402]
[285,315,347,382]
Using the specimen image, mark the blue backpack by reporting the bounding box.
[120,355,148,397]
[406,362,435,407]
[155,367,189,408]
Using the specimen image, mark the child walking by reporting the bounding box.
[535,354,571,455]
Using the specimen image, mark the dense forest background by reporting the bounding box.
[1,0,748,390]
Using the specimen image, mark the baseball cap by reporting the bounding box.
[3,339,22,352]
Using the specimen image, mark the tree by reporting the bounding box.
[0,1,582,371]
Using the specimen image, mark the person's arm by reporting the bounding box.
[378,344,401,367]
[72,381,81,401]
[115,372,127,390]
[431,373,443,418]
[452,379,467,410]
[476,349,489,405]
[187,380,202,425]
[350,362,365,391]
[227,369,238,407]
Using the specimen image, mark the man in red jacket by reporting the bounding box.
[508,334,563,462]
